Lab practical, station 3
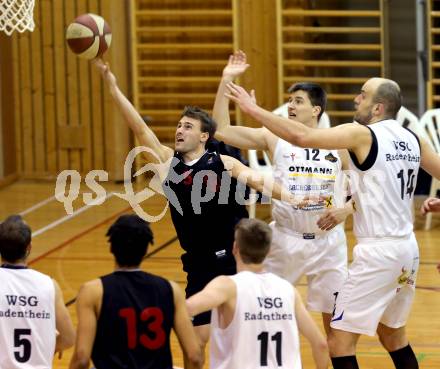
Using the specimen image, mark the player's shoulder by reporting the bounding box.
[78,278,103,297]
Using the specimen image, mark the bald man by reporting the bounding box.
[224,77,440,369]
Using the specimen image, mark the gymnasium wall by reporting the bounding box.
[9,0,131,180]
[4,0,391,179]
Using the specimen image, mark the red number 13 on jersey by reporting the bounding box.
[119,307,166,350]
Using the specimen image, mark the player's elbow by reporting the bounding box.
[294,132,313,148]
[317,337,329,354]
[69,352,90,369]
[57,329,76,351]
[186,347,203,369]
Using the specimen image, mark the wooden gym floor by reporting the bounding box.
[0,180,439,369]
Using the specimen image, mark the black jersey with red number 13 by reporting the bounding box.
[91,271,174,369]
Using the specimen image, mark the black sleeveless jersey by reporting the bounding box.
[91,271,174,369]
[163,150,248,271]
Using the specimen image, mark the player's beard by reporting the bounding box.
[354,109,373,125]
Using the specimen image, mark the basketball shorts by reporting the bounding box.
[185,260,236,326]
[330,233,419,336]
[264,222,348,314]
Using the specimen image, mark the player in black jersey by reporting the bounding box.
[69,214,202,369]
[93,59,293,358]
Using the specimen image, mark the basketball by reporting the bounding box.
[66,13,112,60]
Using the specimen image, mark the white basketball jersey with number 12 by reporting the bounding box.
[271,138,344,234]
[0,267,56,369]
[210,271,301,369]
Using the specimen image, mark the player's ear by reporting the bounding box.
[312,105,321,118]
[25,243,32,259]
[232,242,238,256]
[200,131,209,144]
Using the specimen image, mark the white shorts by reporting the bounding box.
[264,222,348,314]
[330,233,419,336]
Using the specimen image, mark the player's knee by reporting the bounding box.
[377,325,408,352]
[378,333,408,352]
[327,331,356,357]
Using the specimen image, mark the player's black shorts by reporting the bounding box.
[183,254,236,326]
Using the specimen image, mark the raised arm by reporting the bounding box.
[93,59,173,162]
[226,82,372,155]
[186,275,235,318]
[213,51,269,150]
[221,155,295,203]
[294,289,329,369]
[170,281,203,369]
[69,280,101,369]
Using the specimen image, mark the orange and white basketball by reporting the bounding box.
[66,13,112,60]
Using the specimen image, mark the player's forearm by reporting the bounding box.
[186,298,210,318]
[55,333,75,353]
[213,77,234,132]
[68,352,90,369]
[343,198,355,216]
[108,85,148,136]
[244,172,292,203]
[246,103,308,145]
[311,341,330,369]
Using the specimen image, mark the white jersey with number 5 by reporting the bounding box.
[349,120,421,238]
[0,266,56,369]
[210,271,301,369]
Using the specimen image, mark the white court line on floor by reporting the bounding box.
[19,192,64,216]
[32,192,115,237]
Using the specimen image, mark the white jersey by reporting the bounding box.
[0,266,56,369]
[272,138,345,234]
[210,271,301,369]
[349,120,421,238]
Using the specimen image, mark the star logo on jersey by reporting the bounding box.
[325,153,338,163]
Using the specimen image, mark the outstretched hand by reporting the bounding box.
[92,58,117,86]
[421,197,440,215]
[222,50,250,80]
[316,208,348,231]
[225,82,256,114]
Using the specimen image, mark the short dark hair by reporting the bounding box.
[0,215,32,262]
[106,214,154,267]
[373,81,402,119]
[287,82,327,119]
[234,218,272,264]
[181,106,217,142]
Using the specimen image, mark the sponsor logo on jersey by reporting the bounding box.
[325,153,338,163]
[282,153,296,161]
[288,166,333,174]
[397,267,416,286]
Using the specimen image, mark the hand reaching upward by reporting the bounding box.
[222,50,250,81]
[225,81,256,114]
[93,58,117,87]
